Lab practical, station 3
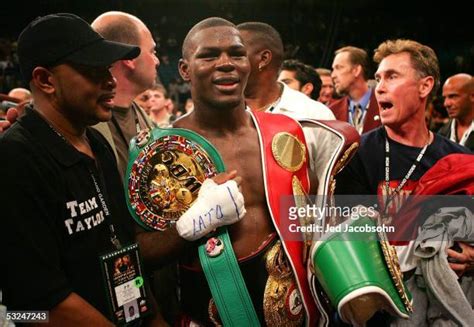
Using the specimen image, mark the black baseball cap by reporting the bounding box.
[17,13,141,82]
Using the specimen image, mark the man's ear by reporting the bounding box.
[419,76,434,98]
[257,49,272,71]
[178,58,190,81]
[31,67,55,94]
[352,64,363,79]
[301,82,314,98]
[121,59,135,70]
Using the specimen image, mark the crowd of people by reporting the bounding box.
[0,8,473,327]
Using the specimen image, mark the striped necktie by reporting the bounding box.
[353,103,363,133]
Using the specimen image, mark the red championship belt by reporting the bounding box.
[251,111,319,326]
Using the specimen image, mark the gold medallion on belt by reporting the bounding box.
[128,133,220,231]
[263,240,304,326]
[272,132,306,172]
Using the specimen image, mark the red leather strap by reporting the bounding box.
[251,110,319,326]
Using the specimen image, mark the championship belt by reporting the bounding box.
[251,111,319,326]
[263,240,304,326]
[311,217,412,326]
[126,128,225,231]
[126,128,260,326]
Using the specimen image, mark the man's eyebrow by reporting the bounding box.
[198,44,245,51]
[196,46,218,51]
[194,45,246,57]
[375,68,398,78]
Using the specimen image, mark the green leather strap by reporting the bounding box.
[125,127,260,324]
[313,217,411,316]
[199,228,260,326]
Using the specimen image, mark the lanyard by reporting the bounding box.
[89,167,122,250]
[45,117,123,250]
[383,131,428,213]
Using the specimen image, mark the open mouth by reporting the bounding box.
[213,77,240,93]
[213,76,239,87]
[98,93,115,108]
[379,101,394,111]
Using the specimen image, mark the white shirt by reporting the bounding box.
[270,82,335,120]
[449,119,474,146]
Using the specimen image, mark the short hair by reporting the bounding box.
[150,84,168,98]
[316,68,332,77]
[281,59,321,99]
[92,12,142,45]
[335,46,371,81]
[182,17,235,59]
[237,22,284,68]
[374,39,440,101]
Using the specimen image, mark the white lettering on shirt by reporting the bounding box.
[64,196,105,235]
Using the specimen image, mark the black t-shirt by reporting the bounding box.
[336,127,470,210]
[0,107,135,316]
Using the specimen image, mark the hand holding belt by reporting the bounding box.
[125,127,259,326]
[176,179,246,241]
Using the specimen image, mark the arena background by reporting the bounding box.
[0,0,472,93]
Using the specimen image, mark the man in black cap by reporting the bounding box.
[0,13,165,325]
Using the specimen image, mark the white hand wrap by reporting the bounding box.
[176,179,246,241]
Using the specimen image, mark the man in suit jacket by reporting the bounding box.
[439,73,474,151]
[330,46,381,134]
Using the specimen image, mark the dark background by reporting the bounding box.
[0,0,472,88]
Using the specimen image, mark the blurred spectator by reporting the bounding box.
[144,84,171,127]
[8,87,31,101]
[330,46,381,133]
[439,74,474,151]
[315,68,336,105]
[184,97,194,114]
[134,89,151,115]
[278,59,321,100]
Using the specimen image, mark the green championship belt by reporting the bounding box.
[312,217,413,326]
[126,128,225,231]
[126,128,259,326]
